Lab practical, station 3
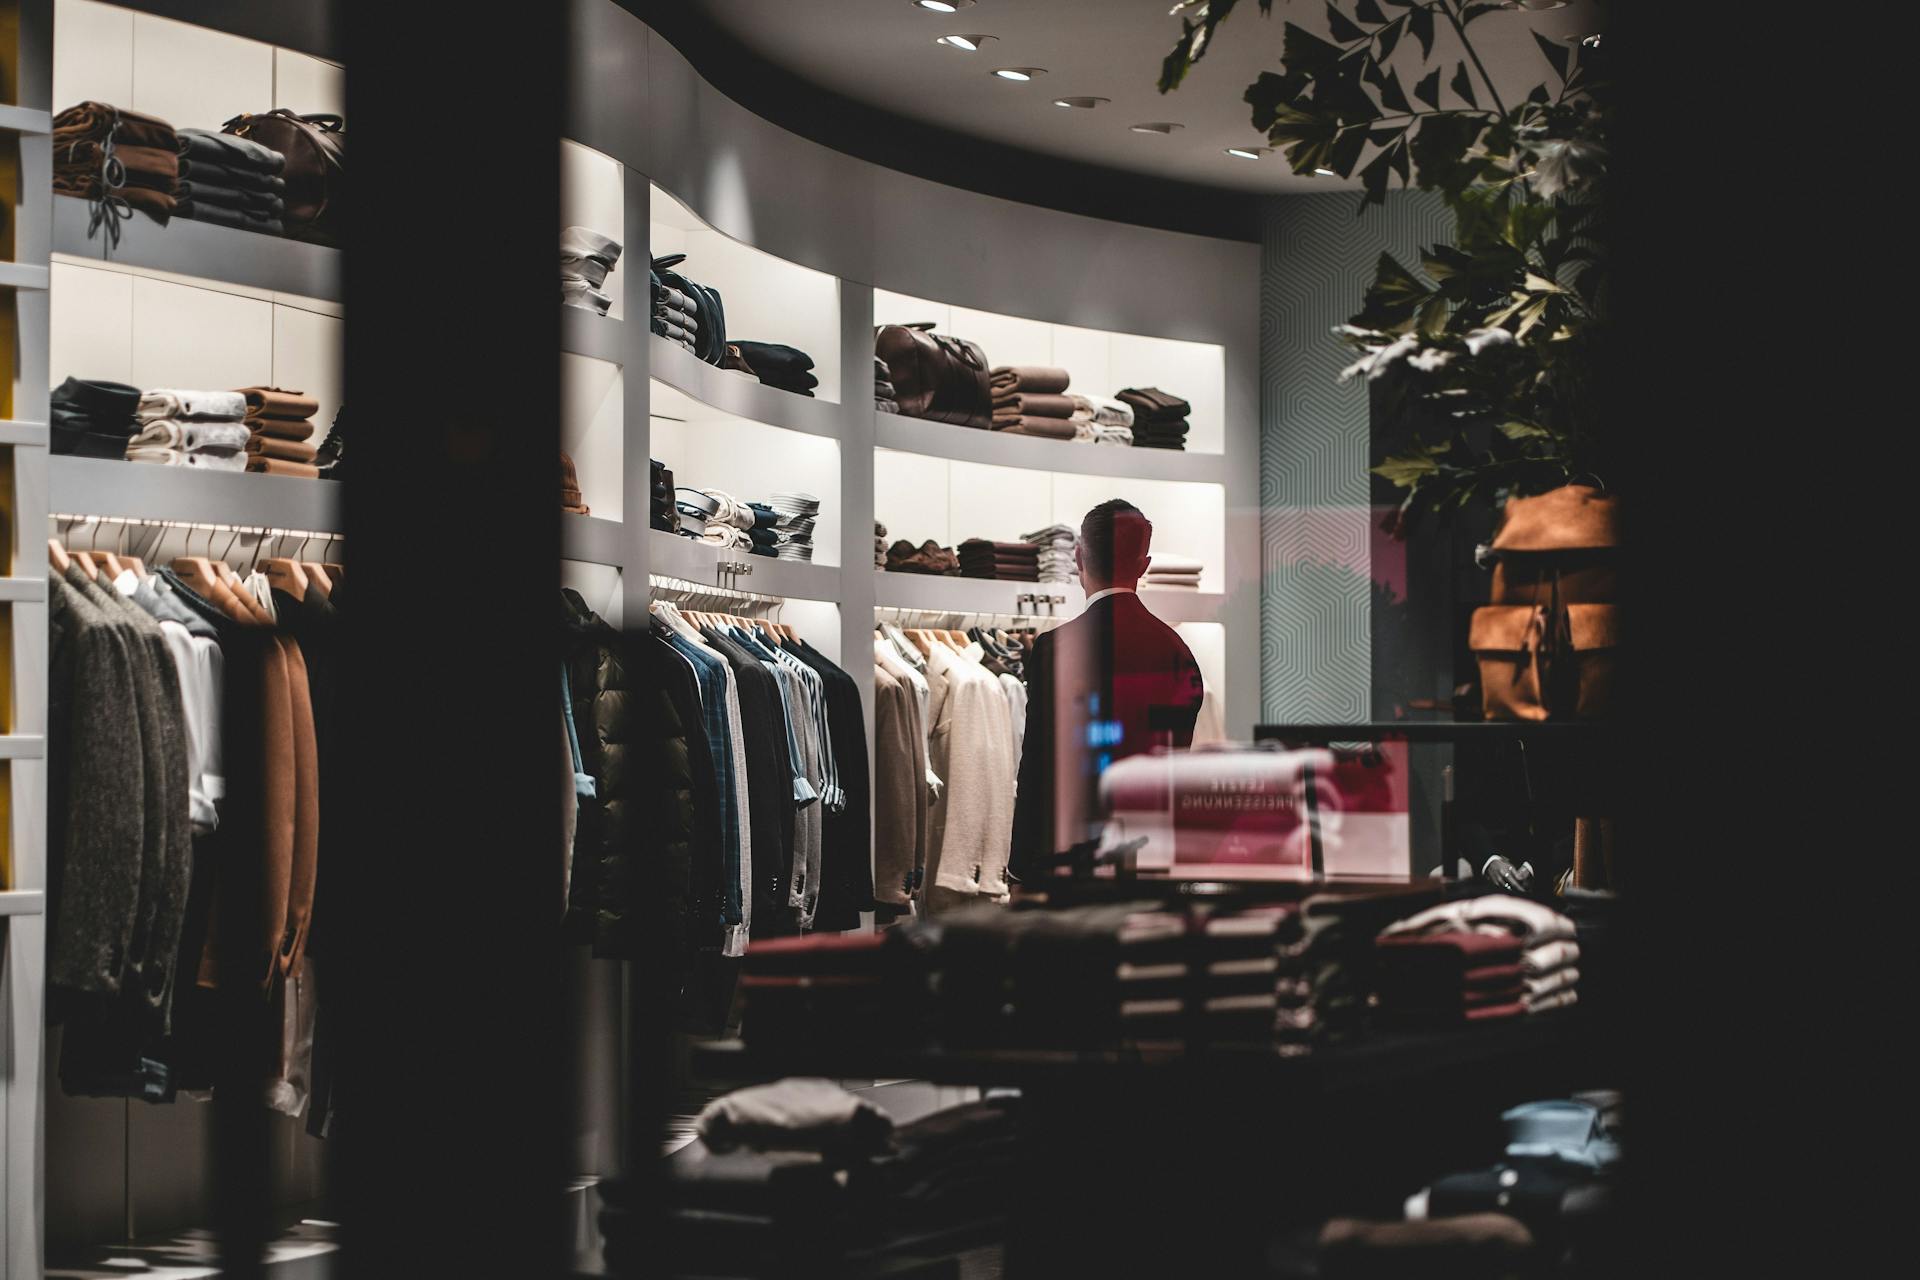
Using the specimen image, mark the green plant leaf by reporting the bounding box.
[1450,61,1478,108]
[1282,20,1348,76]
[1498,420,1554,440]
[1327,3,1368,43]
[1417,294,1451,338]
[1505,200,1556,251]
[1412,67,1442,109]
[1375,67,1412,113]
[1358,145,1397,206]
[1526,83,1551,104]
[1372,451,1443,488]
[1409,111,1490,193]
[1409,5,1435,58]
[1245,69,1311,130]
[1389,137,1411,183]
[1460,0,1504,22]
[1532,31,1571,80]
[1369,124,1408,147]
[1354,0,1388,23]
[1374,19,1401,61]
[1267,102,1344,173]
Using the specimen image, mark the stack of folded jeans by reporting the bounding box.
[1267,890,1438,1054]
[885,539,959,576]
[50,376,142,457]
[1116,387,1191,450]
[957,538,1039,582]
[746,501,780,558]
[989,366,1077,440]
[560,226,622,315]
[125,388,249,470]
[875,357,899,413]
[650,459,678,532]
[1142,554,1204,591]
[733,342,818,397]
[769,492,820,562]
[1379,894,1580,1015]
[874,522,888,569]
[52,101,179,227]
[1021,523,1078,584]
[1069,393,1135,445]
[174,129,287,235]
[236,386,320,477]
[561,451,590,515]
[650,272,698,350]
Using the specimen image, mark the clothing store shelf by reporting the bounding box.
[561,307,629,364]
[52,195,342,301]
[0,105,54,135]
[562,514,631,568]
[0,735,45,759]
[0,261,50,290]
[1254,722,1621,743]
[874,411,1228,484]
[49,456,343,532]
[0,890,46,916]
[650,529,844,602]
[0,577,49,603]
[874,569,1083,621]
[649,336,847,440]
[1138,588,1228,625]
[0,420,52,447]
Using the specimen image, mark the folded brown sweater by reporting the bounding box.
[53,101,179,151]
[247,457,320,479]
[991,392,1076,419]
[990,365,1071,395]
[246,434,319,463]
[245,416,316,442]
[993,416,1077,441]
[239,387,321,420]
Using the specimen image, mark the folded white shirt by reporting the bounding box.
[137,388,247,424]
[125,445,247,471]
[130,419,252,453]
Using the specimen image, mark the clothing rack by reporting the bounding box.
[648,573,784,618]
[875,604,1063,632]
[49,511,344,568]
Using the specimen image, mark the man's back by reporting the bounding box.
[1010,592,1205,877]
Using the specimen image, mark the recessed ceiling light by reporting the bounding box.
[1499,0,1567,8]
[935,34,996,51]
[1225,147,1267,159]
[1313,166,1337,176]
[1053,96,1110,109]
[1130,122,1185,135]
[911,0,973,12]
[992,67,1046,81]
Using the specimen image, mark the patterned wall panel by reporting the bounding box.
[1259,190,1451,723]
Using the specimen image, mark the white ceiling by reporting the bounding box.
[684,0,1601,194]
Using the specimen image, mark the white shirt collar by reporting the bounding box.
[1084,585,1137,608]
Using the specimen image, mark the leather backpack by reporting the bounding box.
[875,323,991,428]
[1471,485,1620,721]
[222,109,344,241]
[650,255,727,365]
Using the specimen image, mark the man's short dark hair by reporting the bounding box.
[1081,499,1152,581]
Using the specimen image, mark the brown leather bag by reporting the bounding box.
[222,110,344,241]
[875,323,991,428]
[1472,484,1621,720]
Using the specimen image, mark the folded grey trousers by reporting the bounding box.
[561,276,612,313]
[560,252,613,288]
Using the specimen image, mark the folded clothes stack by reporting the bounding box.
[990,366,1077,439]
[174,129,286,235]
[236,386,320,477]
[50,376,142,458]
[561,226,622,316]
[561,451,590,516]
[874,522,889,569]
[125,388,249,471]
[52,101,179,225]
[733,341,818,397]
[1117,386,1191,450]
[769,491,821,563]
[746,501,779,558]
[1068,393,1136,445]
[675,487,754,551]
[1374,931,1528,1026]
[957,538,1040,582]
[885,539,960,576]
[1267,891,1438,1053]
[1021,522,1078,584]
[1142,554,1204,591]
[874,357,899,414]
[1379,895,1580,1015]
[740,934,898,1046]
[650,270,698,350]
[650,459,677,532]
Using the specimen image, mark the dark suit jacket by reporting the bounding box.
[1010,591,1205,880]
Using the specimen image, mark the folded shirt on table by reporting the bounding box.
[1117,386,1191,420]
[240,386,319,420]
[175,203,283,235]
[53,102,180,223]
[128,419,251,453]
[993,416,1077,440]
[174,177,283,214]
[137,389,245,423]
[246,457,319,478]
[126,446,246,470]
[177,128,286,174]
[991,365,1071,395]
[246,434,319,463]
[564,277,613,314]
[1070,394,1134,427]
[175,156,286,196]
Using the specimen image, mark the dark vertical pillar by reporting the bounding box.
[334,2,565,1274]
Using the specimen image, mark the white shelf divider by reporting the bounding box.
[0,579,48,603]
[49,457,343,531]
[650,529,843,602]
[0,891,46,918]
[874,410,1228,485]
[51,195,341,300]
[650,337,845,439]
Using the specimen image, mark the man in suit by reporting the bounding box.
[1010,499,1206,881]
